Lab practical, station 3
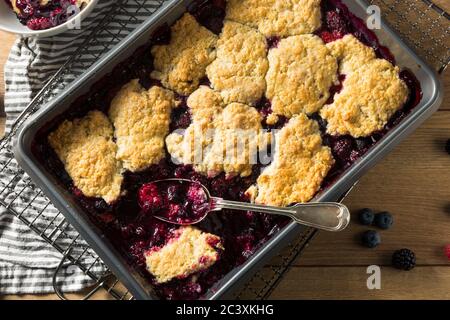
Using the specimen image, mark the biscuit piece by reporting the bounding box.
[226,0,322,37]
[166,86,268,177]
[320,59,409,137]
[206,102,267,176]
[144,226,223,284]
[109,80,177,172]
[151,13,218,95]
[326,34,377,74]
[48,111,122,203]
[166,86,224,175]
[206,21,268,105]
[321,35,409,137]
[246,114,334,206]
[266,35,338,117]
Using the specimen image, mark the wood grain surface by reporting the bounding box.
[0,0,449,300]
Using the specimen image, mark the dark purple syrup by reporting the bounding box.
[31,0,422,300]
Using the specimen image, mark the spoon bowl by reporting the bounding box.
[140,179,350,232]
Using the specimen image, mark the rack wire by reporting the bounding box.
[0,0,449,300]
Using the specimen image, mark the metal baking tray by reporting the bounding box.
[14,0,443,300]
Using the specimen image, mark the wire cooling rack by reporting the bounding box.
[0,0,449,300]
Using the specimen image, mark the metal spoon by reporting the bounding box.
[151,179,350,232]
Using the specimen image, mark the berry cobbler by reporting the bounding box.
[33,0,422,299]
[4,0,90,30]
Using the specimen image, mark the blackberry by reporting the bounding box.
[361,230,381,248]
[445,139,450,155]
[326,11,349,35]
[392,248,416,270]
[374,211,394,229]
[358,208,375,225]
[332,137,353,161]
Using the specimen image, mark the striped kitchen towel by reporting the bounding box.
[1,0,167,295]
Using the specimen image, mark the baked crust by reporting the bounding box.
[48,111,123,203]
[206,21,268,105]
[321,35,409,137]
[166,86,269,177]
[151,13,218,95]
[144,226,223,284]
[266,34,338,117]
[109,79,178,172]
[326,34,377,74]
[226,0,322,37]
[246,114,334,206]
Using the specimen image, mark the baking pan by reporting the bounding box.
[14,0,443,300]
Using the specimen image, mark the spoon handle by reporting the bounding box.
[211,198,350,232]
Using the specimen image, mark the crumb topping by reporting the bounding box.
[144,226,223,284]
[266,34,338,117]
[246,114,334,206]
[151,13,218,95]
[321,35,409,137]
[206,21,269,105]
[109,80,178,172]
[166,86,269,177]
[226,0,322,37]
[48,111,123,203]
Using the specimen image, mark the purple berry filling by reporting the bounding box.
[6,0,86,30]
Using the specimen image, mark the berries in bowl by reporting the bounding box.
[0,0,98,37]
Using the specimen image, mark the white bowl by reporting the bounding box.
[0,0,98,38]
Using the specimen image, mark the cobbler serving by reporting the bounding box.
[4,0,90,30]
[33,0,422,299]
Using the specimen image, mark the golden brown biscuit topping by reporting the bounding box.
[144,226,223,284]
[48,111,123,204]
[206,21,269,105]
[326,34,377,74]
[226,0,322,37]
[266,34,338,117]
[321,35,409,137]
[151,13,218,95]
[166,86,269,178]
[246,114,334,206]
[109,80,178,172]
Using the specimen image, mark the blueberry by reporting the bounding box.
[267,36,280,48]
[355,137,371,151]
[134,226,146,237]
[358,208,375,225]
[120,224,134,239]
[374,211,394,229]
[361,230,381,248]
[177,207,190,219]
[167,185,182,203]
[309,113,327,132]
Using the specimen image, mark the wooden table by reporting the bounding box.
[0,5,449,300]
